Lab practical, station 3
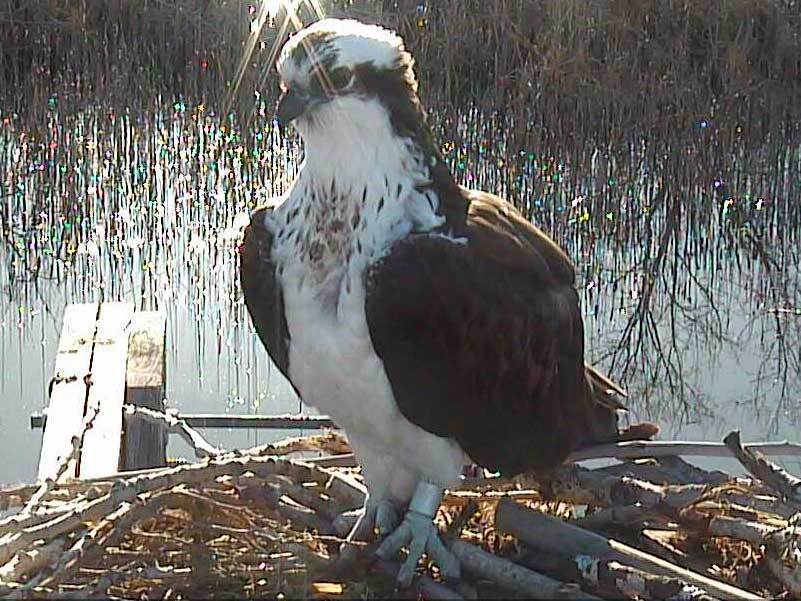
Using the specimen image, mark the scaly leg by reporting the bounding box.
[375,480,460,587]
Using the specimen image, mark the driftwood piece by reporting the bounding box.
[37,303,98,482]
[723,431,801,507]
[79,302,134,479]
[495,499,765,601]
[449,539,600,599]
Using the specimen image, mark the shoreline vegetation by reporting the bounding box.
[1,0,799,143]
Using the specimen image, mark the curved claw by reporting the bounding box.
[375,509,461,587]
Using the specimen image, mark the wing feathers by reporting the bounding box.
[365,191,599,474]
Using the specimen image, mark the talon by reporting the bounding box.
[375,481,461,587]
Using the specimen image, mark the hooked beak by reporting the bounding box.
[276,89,308,128]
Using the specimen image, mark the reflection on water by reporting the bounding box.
[1,99,799,485]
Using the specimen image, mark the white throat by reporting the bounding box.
[272,96,444,283]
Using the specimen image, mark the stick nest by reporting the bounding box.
[1,431,798,599]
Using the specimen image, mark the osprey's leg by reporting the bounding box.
[375,480,460,587]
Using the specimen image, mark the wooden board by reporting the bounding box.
[37,303,99,482]
[123,310,168,470]
[78,302,134,479]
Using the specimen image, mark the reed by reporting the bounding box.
[1,0,799,141]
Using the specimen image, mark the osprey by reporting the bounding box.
[240,18,651,586]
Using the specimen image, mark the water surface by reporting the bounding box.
[1,98,799,485]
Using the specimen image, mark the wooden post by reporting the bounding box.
[37,303,99,482]
[78,303,135,479]
[122,310,168,470]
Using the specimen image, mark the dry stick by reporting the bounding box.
[123,404,223,458]
[569,439,801,462]
[495,499,765,601]
[574,504,656,531]
[705,515,782,544]
[449,539,600,600]
[723,431,801,507]
[261,473,346,521]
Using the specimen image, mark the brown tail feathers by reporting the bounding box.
[582,364,660,446]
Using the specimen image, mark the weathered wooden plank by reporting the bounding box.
[78,302,134,479]
[123,310,168,470]
[37,303,99,482]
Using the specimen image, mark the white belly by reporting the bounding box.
[281,260,464,491]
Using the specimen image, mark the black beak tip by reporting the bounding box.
[276,90,306,130]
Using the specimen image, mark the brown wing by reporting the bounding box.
[365,190,615,475]
[239,206,293,384]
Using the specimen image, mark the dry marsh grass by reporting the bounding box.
[1,0,799,140]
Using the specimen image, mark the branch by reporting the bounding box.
[449,538,601,599]
[723,431,801,507]
[495,498,765,601]
[123,404,223,459]
[569,439,801,463]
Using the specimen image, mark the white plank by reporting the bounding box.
[37,303,99,482]
[78,302,134,479]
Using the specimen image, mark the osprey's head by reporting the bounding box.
[275,19,432,152]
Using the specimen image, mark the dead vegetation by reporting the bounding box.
[1,0,800,141]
